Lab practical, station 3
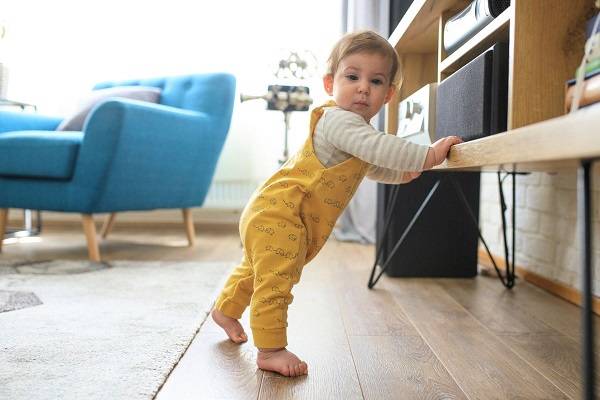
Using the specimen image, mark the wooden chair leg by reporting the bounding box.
[182,208,196,247]
[101,212,117,239]
[81,214,101,262]
[0,208,8,253]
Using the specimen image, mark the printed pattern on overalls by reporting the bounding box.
[215,102,369,348]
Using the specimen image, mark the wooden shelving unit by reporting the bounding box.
[386,0,593,137]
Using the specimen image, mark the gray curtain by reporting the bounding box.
[333,0,390,244]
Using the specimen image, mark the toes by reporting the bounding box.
[299,362,308,374]
[232,331,247,343]
[255,351,307,377]
[236,334,247,343]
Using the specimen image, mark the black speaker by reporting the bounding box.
[436,42,508,142]
[376,172,480,278]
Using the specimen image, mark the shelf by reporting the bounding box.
[389,0,471,53]
[439,7,511,77]
[435,103,600,172]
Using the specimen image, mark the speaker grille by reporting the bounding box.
[436,42,508,142]
[436,50,493,141]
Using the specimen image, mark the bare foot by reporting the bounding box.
[211,309,248,343]
[257,348,308,377]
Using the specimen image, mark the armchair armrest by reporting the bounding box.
[69,98,230,212]
[0,110,63,133]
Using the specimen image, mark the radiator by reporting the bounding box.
[203,180,259,209]
[0,63,9,98]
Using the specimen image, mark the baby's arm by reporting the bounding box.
[366,135,462,184]
[322,109,429,171]
[366,165,421,184]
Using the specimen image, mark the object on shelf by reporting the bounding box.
[443,0,511,54]
[396,83,437,145]
[568,12,600,112]
[566,72,600,112]
[436,42,508,142]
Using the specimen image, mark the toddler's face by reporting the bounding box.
[324,51,395,121]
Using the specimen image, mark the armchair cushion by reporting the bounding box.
[56,86,161,131]
[0,131,83,179]
[0,111,63,133]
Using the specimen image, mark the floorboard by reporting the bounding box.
[382,278,569,399]
[331,242,468,399]
[440,277,600,399]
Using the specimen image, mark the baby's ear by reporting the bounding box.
[384,84,396,103]
[323,74,334,96]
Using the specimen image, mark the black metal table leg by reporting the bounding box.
[579,160,595,400]
[368,180,441,289]
[368,172,517,289]
[450,174,516,288]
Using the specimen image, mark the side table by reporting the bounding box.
[0,98,42,239]
[0,98,37,111]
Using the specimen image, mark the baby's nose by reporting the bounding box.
[358,82,369,94]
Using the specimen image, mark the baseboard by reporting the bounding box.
[6,208,241,228]
[478,248,600,315]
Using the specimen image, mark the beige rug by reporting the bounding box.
[0,259,232,400]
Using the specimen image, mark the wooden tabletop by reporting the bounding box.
[435,103,600,172]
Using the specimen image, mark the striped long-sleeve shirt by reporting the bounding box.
[313,107,430,184]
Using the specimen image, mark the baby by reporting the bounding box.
[212,30,461,377]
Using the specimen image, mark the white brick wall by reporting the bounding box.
[480,169,600,296]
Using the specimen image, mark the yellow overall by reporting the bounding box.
[215,102,369,348]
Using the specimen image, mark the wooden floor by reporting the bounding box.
[2,223,598,399]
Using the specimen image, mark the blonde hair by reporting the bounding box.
[326,30,402,87]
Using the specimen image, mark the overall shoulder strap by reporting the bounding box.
[309,100,337,134]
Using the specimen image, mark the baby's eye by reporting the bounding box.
[345,74,358,81]
[371,78,384,85]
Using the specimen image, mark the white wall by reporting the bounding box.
[1,0,342,186]
[480,170,600,296]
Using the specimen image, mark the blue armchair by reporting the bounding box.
[0,73,236,261]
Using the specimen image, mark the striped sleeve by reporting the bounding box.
[365,164,412,184]
[321,108,429,171]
